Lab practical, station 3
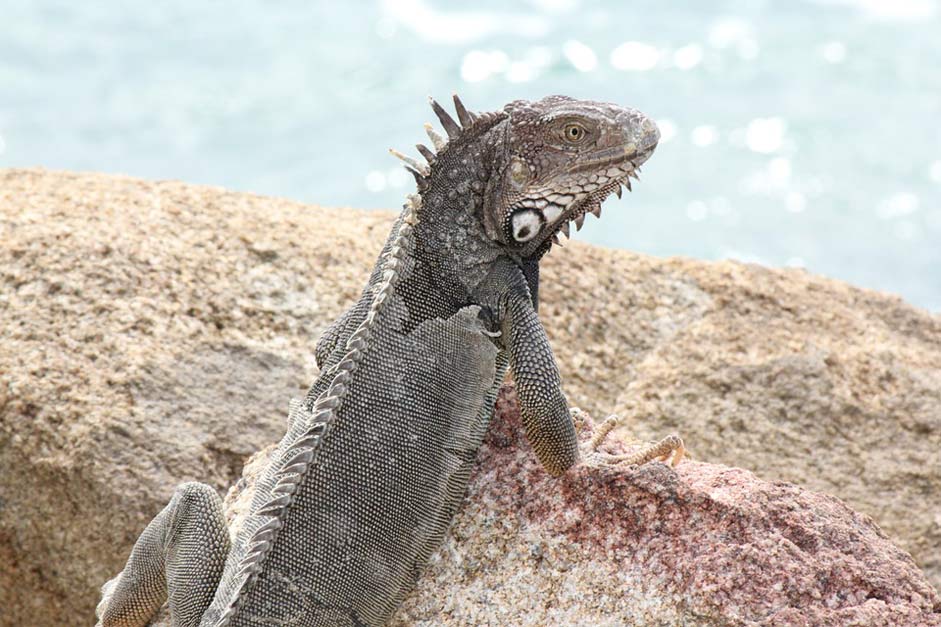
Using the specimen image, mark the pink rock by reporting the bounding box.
[393,386,941,626]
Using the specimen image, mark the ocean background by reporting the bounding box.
[1,0,938,310]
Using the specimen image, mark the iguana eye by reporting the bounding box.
[510,209,542,243]
[564,123,586,143]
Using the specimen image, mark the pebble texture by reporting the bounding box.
[1,169,940,625]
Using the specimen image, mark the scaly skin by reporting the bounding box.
[97,94,661,627]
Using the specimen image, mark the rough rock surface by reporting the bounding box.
[213,386,940,626]
[1,169,939,625]
[404,387,941,625]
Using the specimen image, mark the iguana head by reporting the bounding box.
[392,94,659,262]
[488,95,659,257]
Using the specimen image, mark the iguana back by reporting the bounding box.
[205,201,507,625]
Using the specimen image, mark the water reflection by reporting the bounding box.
[0,0,938,309]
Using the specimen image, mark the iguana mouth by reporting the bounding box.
[564,143,656,174]
[544,144,656,248]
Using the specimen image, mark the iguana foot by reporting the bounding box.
[574,409,686,469]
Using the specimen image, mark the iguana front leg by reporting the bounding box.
[96,482,229,627]
[501,273,579,477]
[498,263,683,476]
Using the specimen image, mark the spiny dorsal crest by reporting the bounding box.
[217,196,422,626]
[389,94,504,191]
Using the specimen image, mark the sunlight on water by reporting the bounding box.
[786,192,807,214]
[380,0,550,43]
[930,161,941,183]
[819,41,847,63]
[690,126,719,148]
[815,0,938,20]
[610,42,661,71]
[561,40,597,73]
[744,118,786,154]
[461,50,510,83]
[672,44,704,71]
[879,193,920,220]
[656,120,677,144]
[0,0,938,310]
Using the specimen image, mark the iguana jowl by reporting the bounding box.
[97,95,675,627]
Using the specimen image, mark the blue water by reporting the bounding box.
[2,1,939,310]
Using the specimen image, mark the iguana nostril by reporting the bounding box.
[634,117,660,149]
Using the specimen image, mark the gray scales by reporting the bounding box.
[96,95,685,627]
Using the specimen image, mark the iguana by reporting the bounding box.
[97,94,682,627]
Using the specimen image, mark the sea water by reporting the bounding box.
[1,0,938,310]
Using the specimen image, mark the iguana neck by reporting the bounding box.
[412,118,511,303]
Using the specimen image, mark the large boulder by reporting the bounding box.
[392,386,940,625]
[159,385,936,626]
[546,235,941,592]
[209,386,940,626]
[1,169,938,624]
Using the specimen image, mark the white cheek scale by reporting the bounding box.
[511,210,542,242]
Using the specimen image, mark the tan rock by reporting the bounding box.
[1,169,381,625]
[1,169,938,624]
[549,243,941,593]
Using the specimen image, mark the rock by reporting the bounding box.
[0,169,384,625]
[147,385,941,626]
[547,242,941,592]
[394,386,940,625]
[1,169,939,624]
[211,386,939,625]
